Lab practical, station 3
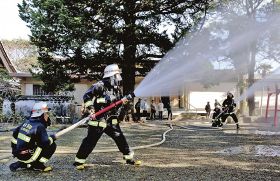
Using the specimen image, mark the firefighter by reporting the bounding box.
[211,104,223,127]
[9,102,57,172]
[221,92,240,129]
[73,64,140,170]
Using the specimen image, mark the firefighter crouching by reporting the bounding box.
[10,102,56,172]
[73,64,141,170]
[211,104,223,127]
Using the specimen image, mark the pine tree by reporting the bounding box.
[18,0,211,94]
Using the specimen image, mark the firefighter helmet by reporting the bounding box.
[31,102,49,118]
[103,64,122,86]
[227,92,234,98]
[103,64,122,78]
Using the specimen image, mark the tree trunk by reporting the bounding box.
[248,41,257,116]
[122,61,136,95]
[122,27,136,95]
[238,73,246,115]
[122,3,136,95]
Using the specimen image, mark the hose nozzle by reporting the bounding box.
[126,92,135,100]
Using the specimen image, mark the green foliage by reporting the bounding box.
[0,112,25,124]
[0,68,12,81]
[18,0,211,94]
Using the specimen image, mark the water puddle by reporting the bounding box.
[223,129,280,135]
[254,130,280,135]
[217,145,280,157]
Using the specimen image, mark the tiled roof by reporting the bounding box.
[0,41,17,73]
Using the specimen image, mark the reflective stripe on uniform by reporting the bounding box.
[75,157,86,164]
[112,119,118,125]
[99,122,107,128]
[39,157,49,163]
[96,98,106,103]
[11,137,17,144]
[123,151,134,160]
[18,133,31,143]
[88,120,107,128]
[88,120,98,127]
[20,147,42,163]
[48,137,53,145]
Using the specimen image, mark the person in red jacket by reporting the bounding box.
[9,102,56,172]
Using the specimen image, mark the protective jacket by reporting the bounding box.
[11,118,55,159]
[212,107,222,119]
[222,98,236,113]
[83,80,123,120]
[75,79,134,165]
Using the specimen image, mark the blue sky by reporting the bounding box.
[0,0,30,40]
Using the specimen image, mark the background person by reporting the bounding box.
[158,100,164,120]
[141,98,148,121]
[134,98,141,122]
[150,100,156,120]
[205,101,211,118]
[166,102,172,120]
[214,99,221,107]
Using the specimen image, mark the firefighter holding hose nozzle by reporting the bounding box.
[73,64,141,170]
[220,92,240,129]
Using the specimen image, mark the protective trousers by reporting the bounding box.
[75,119,132,164]
[221,112,238,123]
[16,142,56,165]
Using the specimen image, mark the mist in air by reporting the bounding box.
[134,2,280,98]
[236,67,280,103]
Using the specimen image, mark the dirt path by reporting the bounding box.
[1,120,280,181]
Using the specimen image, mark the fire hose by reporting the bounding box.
[0,94,133,161]
[55,93,134,138]
[0,94,182,160]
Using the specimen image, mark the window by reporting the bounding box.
[33,85,47,95]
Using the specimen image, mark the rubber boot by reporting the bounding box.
[9,161,28,172]
[73,162,85,170]
[126,159,142,166]
[31,162,52,172]
[236,124,240,129]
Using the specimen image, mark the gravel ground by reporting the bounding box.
[1,119,280,181]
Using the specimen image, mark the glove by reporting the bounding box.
[50,134,57,141]
[105,94,117,103]
[81,104,94,116]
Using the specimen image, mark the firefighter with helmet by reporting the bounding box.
[9,102,57,172]
[211,104,223,127]
[73,64,141,170]
[221,92,240,129]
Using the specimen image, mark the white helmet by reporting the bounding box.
[103,64,122,78]
[31,102,49,118]
[103,64,122,86]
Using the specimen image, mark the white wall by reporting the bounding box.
[25,84,33,95]
[189,92,225,110]
[74,84,90,104]
[187,82,237,109]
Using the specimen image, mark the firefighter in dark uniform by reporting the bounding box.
[211,104,223,127]
[221,92,240,129]
[73,64,140,170]
[9,102,56,172]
